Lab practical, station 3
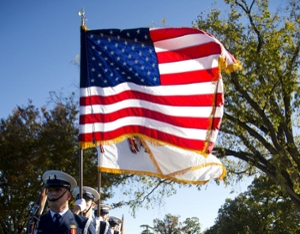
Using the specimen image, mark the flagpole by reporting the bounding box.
[121,214,124,234]
[79,148,83,199]
[78,7,103,217]
[97,174,101,217]
[78,7,85,209]
[78,7,86,27]
[97,148,102,217]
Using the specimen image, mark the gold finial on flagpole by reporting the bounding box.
[78,7,86,26]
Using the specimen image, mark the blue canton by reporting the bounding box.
[83,28,160,88]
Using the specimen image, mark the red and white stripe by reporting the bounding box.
[79,27,238,153]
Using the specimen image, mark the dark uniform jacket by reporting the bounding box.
[35,210,96,234]
[99,220,112,234]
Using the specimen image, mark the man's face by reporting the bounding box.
[103,213,109,221]
[46,187,71,208]
[83,199,96,216]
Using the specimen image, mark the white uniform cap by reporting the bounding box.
[100,204,112,215]
[72,186,100,201]
[42,170,77,191]
[108,216,122,225]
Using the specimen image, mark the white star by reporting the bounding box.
[92,68,95,72]
[97,40,101,44]
[136,29,140,34]
[126,32,130,37]
[92,57,96,60]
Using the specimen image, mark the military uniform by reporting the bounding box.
[93,205,112,234]
[99,220,111,234]
[108,216,122,234]
[29,170,96,234]
[73,186,111,234]
[37,210,94,234]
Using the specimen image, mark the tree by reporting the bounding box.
[140,224,154,234]
[153,214,181,234]
[204,175,300,234]
[152,214,201,234]
[0,93,123,234]
[182,217,202,234]
[0,92,183,233]
[193,0,300,210]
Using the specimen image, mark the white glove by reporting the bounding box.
[75,198,86,211]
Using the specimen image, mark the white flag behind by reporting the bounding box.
[98,139,226,185]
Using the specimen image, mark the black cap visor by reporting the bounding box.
[46,179,71,190]
[76,192,95,201]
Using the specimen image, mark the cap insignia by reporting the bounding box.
[49,174,57,180]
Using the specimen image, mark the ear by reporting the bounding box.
[92,202,96,208]
[66,190,72,201]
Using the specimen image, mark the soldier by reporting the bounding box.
[108,216,122,234]
[72,186,111,234]
[95,204,112,234]
[98,204,111,222]
[34,170,96,234]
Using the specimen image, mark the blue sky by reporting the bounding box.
[1,0,256,232]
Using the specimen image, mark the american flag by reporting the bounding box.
[79,27,239,154]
